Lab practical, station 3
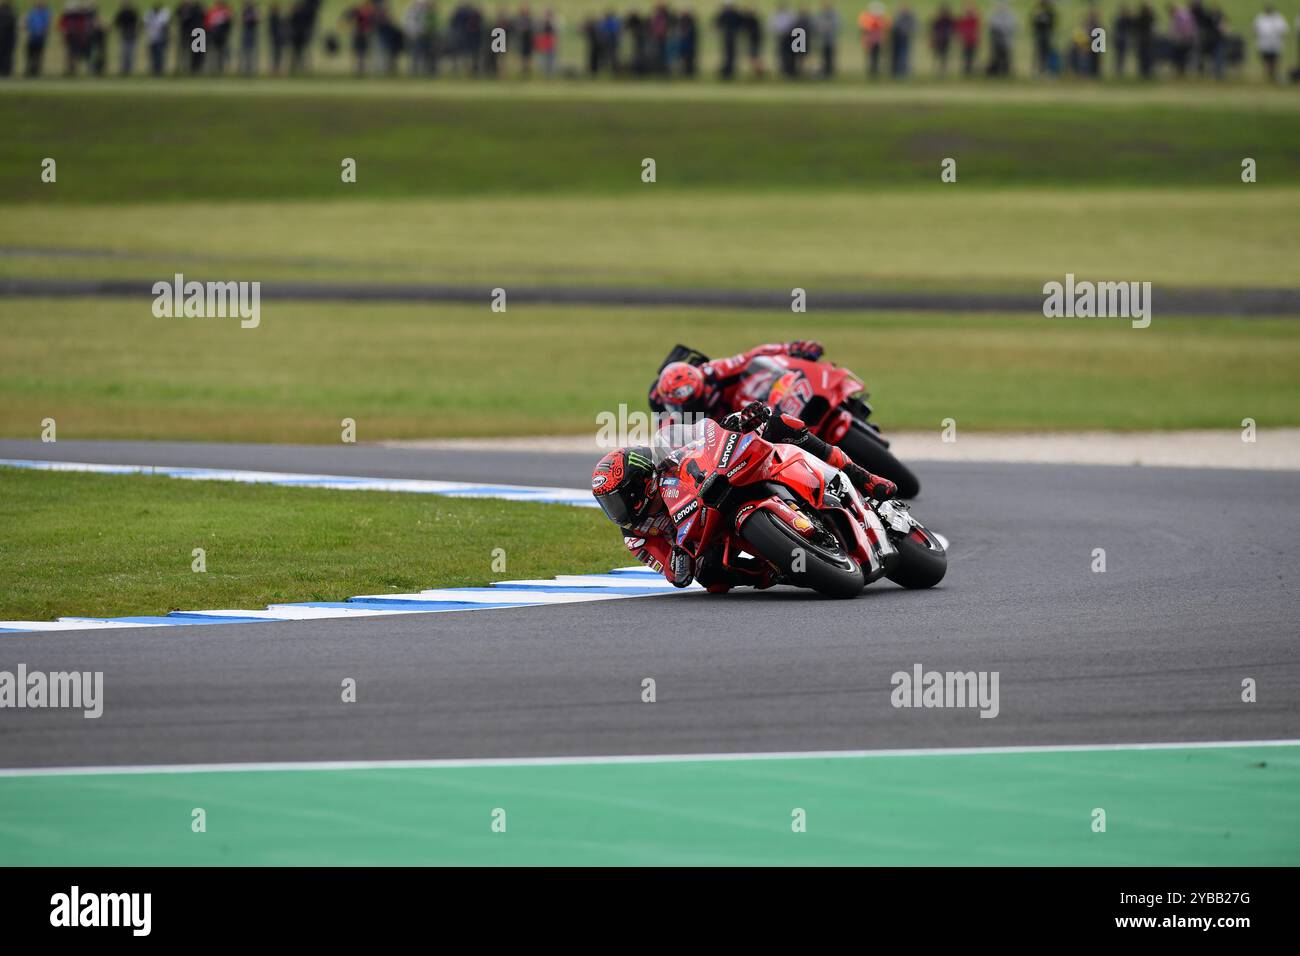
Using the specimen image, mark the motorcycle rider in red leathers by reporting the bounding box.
[591,401,898,593]
[649,340,826,418]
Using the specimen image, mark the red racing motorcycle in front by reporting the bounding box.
[652,417,946,599]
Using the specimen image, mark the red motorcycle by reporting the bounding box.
[651,415,946,599]
[654,345,921,499]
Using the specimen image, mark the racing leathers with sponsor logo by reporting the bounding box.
[591,402,897,592]
[649,341,825,418]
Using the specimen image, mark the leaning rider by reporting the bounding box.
[591,401,897,592]
[649,340,826,418]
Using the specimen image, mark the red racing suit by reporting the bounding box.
[649,342,812,418]
[619,412,869,592]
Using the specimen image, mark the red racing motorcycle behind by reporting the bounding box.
[654,345,922,499]
[652,416,946,599]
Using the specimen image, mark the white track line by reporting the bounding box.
[1,739,1295,778]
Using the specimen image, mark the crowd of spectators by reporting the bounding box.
[0,0,1296,81]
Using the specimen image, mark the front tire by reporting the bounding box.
[741,509,865,598]
[838,419,921,499]
[885,532,947,589]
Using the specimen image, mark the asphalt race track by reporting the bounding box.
[1,440,1297,770]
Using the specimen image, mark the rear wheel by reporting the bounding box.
[838,419,921,499]
[885,530,947,589]
[741,508,865,598]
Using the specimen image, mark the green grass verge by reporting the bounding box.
[0,468,627,621]
[1,745,1295,865]
[3,189,1297,291]
[3,85,1298,204]
[2,298,1297,441]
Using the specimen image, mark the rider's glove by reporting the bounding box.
[669,547,695,588]
[845,463,897,501]
[788,340,824,361]
[735,400,771,433]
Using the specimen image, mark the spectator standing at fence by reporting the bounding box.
[237,1,258,72]
[177,0,205,74]
[1082,1,1101,75]
[955,0,978,74]
[1132,1,1154,76]
[1253,3,1287,80]
[267,1,284,69]
[678,6,696,74]
[714,0,739,76]
[114,0,140,72]
[1205,3,1226,76]
[1030,0,1054,74]
[345,0,373,72]
[205,0,233,71]
[144,1,168,71]
[986,0,1014,75]
[59,1,89,74]
[1167,1,1193,72]
[287,0,311,70]
[516,4,534,74]
[404,0,434,74]
[930,3,954,73]
[24,0,52,74]
[858,1,888,77]
[90,7,108,71]
[536,7,555,73]
[1111,4,1132,74]
[0,0,16,77]
[739,5,761,75]
[813,1,836,75]
[770,3,794,76]
[1190,0,1213,72]
[890,3,914,75]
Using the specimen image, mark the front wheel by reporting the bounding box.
[885,530,947,589]
[741,509,865,599]
[837,419,921,499]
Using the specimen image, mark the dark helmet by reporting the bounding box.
[591,446,658,527]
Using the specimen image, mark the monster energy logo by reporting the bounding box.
[627,452,654,471]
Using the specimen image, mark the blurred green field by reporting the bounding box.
[2,298,1297,440]
[0,466,628,619]
[2,190,1296,290]
[11,0,1293,80]
[4,83,1299,204]
[1,80,1295,442]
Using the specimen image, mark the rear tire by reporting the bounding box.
[838,420,921,499]
[885,534,947,589]
[741,509,865,598]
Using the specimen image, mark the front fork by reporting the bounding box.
[857,504,898,582]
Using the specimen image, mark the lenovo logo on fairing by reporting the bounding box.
[50,886,151,936]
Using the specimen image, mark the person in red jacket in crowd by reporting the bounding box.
[592,401,897,592]
[954,0,980,74]
[648,340,825,420]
